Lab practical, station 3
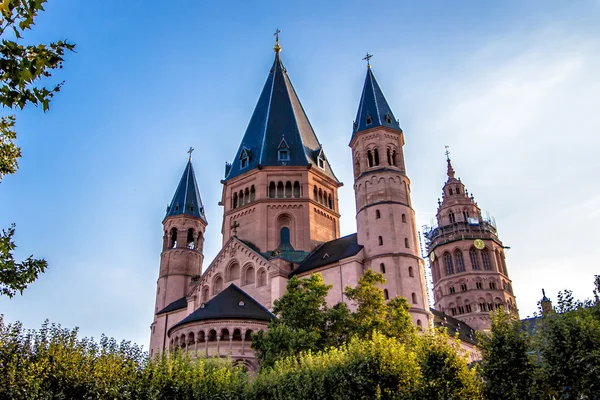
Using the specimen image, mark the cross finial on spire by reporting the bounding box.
[273,28,282,53]
[363,53,373,68]
[187,146,194,161]
[445,145,455,178]
[445,145,451,161]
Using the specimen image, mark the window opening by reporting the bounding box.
[375,209,381,219]
[380,263,386,274]
[278,149,290,161]
[444,253,454,275]
[373,148,380,166]
[280,227,290,245]
[378,236,383,246]
[409,266,414,277]
[455,250,465,272]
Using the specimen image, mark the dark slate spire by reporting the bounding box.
[352,66,402,139]
[225,49,339,183]
[166,158,207,222]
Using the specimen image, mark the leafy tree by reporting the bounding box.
[0,0,74,297]
[477,308,539,400]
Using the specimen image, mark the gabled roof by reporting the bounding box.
[352,67,402,140]
[225,52,339,183]
[168,284,275,335]
[165,159,207,222]
[291,233,363,276]
[156,296,187,315]
[430,308,478,345]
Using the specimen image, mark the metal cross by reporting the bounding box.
[187,146,194,160]
[363,53,373,67]
[445,145,450,161]
[274,28,281,42]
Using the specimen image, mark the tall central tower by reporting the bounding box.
[350,63,431,327]
[220,40,341,255]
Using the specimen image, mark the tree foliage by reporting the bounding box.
[0,0,75,297]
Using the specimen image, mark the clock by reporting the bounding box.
[429,252,436,262]
[474,239,485,250]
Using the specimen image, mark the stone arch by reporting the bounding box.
[212,274,224,295]
[169,227,178,248]
[227,260,240,282]
[201,285,209,302]
[242,263,256,286]
[257,268,267,287]
[276,212,294,247]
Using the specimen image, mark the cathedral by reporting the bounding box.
[149,37,518,369]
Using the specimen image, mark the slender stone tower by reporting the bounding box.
[350,59,431,327]
[149,153,207,357]
[426,152,518,331]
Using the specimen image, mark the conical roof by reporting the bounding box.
[225,52,338,182]
[352,67,402,139]
[165,159,207,222]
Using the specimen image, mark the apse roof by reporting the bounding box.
[165,159,207,222]
[225,51,338,183]
[352,67,402,140]
[168,284,275,335]
[156,296,187,315]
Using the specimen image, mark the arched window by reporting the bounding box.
[392,150,397,166]
[277,182,284,198]
[378,236,383,246]
[257,269,267,287]
[387,148,392,165]
[463,211,469,221]
[412,293,417,304]
[481,249,492,270]
[170,228,177,248]
[444,252,454,275]
[367,150,374,167]
[384,289,389,300]
[375,209,381,219]
[244,266,255,286]
[409,266,414,277]
[232,192,238,208]
[228,262,240,281]
[285,181,292,198]
[244,188,250,204]
[239,190,244,206]
[244,329,253,341]
[313,186,318,201]
[380,263,386,274]
[328,194,333,209]
[417,319,422,328]
[318,188,324,205]
[202,286,209,302]
[401,214,407,223]
[469,248,480,270]
[293,181,300,198]
[187,228,195,249]
[373,148,380,166]
[269,182,275,198]
[404,238,409,248]
[449,211,456,223]
[213,276,223,294]
[455,250,465,272]
[449,188,453,195]
[250,185,256,202]
[280,227,290,245]
[354,158,361,177]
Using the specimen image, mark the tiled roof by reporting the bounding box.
[165,159,207,222]
[290,233,363,276]
[156,296,187,315]
[430,308,478,345]
[225,51,338,183]
[352,67,402,140]
[168,284,275,335]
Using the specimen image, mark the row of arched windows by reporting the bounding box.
[269,181,301,199]
[313,186,334,209]
[165,227,202,250]
[374,209,407,223]
[380,263,414,278]
[382,288,418,305]
[447,209,472,224]
[232,185,256,209]
[434,247,497,279]
[170,328,255,350]
[202,264,267,301]
[365,147,398,168]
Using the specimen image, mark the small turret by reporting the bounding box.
[540,289,553,314]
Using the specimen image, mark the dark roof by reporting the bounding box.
[430,308,478,345]
[521,316,541,336]
[291,233,363,276]
[225,51,338,183]
[168,284,275,335]
[352,67,402,140]
[156,296,187,315]
[165,159,207,222]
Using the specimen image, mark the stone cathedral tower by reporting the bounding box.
[425,154,518,331]
[149,157,208,355]
[350,63,431,327]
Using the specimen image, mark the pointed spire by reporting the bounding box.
[445,145,455,179]
[166,156,207,222]
[225,44,339,183]
[352,63,402,139]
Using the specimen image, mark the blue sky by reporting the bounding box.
[1,0,599,347]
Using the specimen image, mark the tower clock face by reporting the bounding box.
[429,252,435,262]
[474,239,485,250]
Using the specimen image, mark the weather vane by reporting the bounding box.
[187,146,194,161]
[363,53,373,68]
[273,28,282,53]
[445,145,450,161]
